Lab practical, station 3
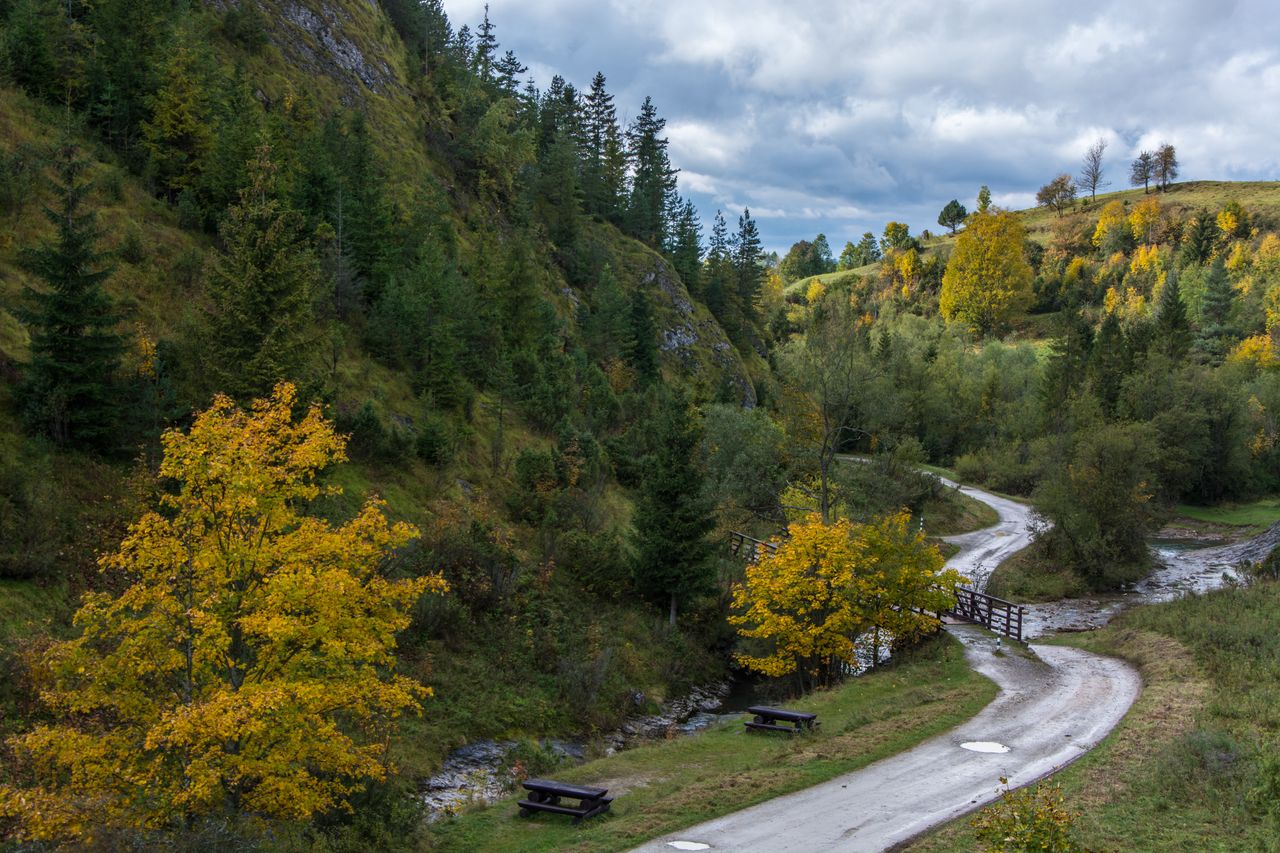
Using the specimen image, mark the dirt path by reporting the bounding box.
[631,625,1139,852]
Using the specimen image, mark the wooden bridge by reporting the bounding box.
[726,531,1026,642]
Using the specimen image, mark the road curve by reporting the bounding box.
[631,627,1139,853]
[935,477,1037,588]
[630,481,1141,853]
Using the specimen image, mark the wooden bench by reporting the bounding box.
[517,778,613,824]
[744,705,819,735]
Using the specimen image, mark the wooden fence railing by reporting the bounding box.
[727,531,779,563]
[946,587,1025,641]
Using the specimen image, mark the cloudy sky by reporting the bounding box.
[444,0,1280,254]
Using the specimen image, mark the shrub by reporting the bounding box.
[971,777,1095,853]
[416,413,454,466]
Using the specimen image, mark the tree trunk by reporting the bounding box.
[668,593,677,628]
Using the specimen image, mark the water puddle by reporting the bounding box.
[668,843,712,851]
[960,741,1010,753]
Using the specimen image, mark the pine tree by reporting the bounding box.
[1193,257,1235,364]
[493,50,527,94]
[19,141,124,450]
[1181,210,1216,266]
[583,265,633,363]
[1154,266,1191,361]
[631,390,716,626]
[203,143,320,401]
[625,96,678,247]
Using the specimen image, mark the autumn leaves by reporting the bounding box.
[730,512,967,690]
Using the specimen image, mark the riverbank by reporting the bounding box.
[425,633,996,852]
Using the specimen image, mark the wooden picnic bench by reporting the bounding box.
[517,778,613,824]
[744,705,819,735]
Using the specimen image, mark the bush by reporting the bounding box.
[971,777,1095,853]
[416,412,454,466]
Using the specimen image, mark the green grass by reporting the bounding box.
[921,484,998,537]
[1174,498,1280,535]
[427,633,997,853]
[907,579,1280,852]
[0,578,69,646]
[985,541,1085,603]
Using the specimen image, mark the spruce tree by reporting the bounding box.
[19,141,124,450]
[670,199,703,296]
[474,4,497,80]
[1089,311,1127,417]
[1154,266,1191,361]
[631,390,716,626]
[734,208,764,324]
[625,96,678,247]
[1181,211,1216,266]
[704,210,733,325]
[627,287,660,381]
[1193,257,1235,364]
[581,72,625,219]
[203,143,320,401]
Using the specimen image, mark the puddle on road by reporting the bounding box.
[668,843,711,851]
[960,741,1010,753]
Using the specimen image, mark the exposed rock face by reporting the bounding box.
[279,1,398,97]
[642,265,757,408]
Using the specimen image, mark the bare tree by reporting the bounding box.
[1154,143,1179,192]
[1078,138,1109,201]
[1130,150,1155,193]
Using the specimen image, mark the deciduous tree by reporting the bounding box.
[0,384,441,841]
[1078,138,1108,201]
[940,210,1034,336]
[1130,150,1155,193]
[1154,143,1179,192]
[1036,174,1076,217]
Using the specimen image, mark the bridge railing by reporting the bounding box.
[727,531,779,563]
[946,586,1025,641]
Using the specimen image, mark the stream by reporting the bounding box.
[421,478,1280,819]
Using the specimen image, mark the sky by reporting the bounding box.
[443,0,1280,255]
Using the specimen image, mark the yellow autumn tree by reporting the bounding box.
[939,210,1033,336]
[0,384,443,842]
[730,512,965,689]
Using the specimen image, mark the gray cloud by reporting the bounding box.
[445,0,1280,253]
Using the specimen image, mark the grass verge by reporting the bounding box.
[985,541,1085,602]
[427,632,997,853]
[921,485,999,537]
[906,579,1280,852]
[1175,498,1280,535]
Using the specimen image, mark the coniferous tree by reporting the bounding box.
[704,210,733,324]
[670,199,703,296]
[733,208,764,325]
[1089,311,1127,417]
[581,72,625,219]
[1193,257,1235,363]
[631,390,716,626]
[1040,311,1093,432]
[19,141,124,450]
[627,287,659,381]
[203,143,320,401]
[141,32,215,201]
[583,265,632,364]
[625,96,678,247]
[1181,211,1216,266]
[473,4,497,80]
[493,50,527,94]
[1154,266,1191,361]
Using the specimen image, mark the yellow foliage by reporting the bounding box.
[1103,286,1121,315]
[1092,200,1127,248]
[729,512,966,684]
[939,211,1033,335]
[1128,196,1161,244]
[1128,243,1161,278]
[805,279,827,305]
[1226,240,1252,275]
[1229,335,1280,370]
[1257,233,1280,278]
[761,269,785,315]
[0,384,442,842]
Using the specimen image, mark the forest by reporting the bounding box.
[1,0,1280,848]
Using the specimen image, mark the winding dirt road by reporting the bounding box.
[631,480,1143,853]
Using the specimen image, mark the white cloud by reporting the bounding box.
[445,0,1280,251]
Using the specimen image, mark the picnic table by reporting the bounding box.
[744,705,819,735]
[517,778,613,824]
